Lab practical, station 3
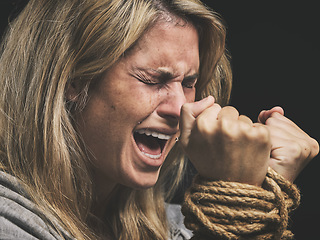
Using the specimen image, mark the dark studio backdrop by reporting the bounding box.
[202,1,320,239]
[0,0,319,239]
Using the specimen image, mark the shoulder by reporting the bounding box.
[0,171,67,240]
[165,203,193,240]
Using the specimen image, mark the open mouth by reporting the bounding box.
[133,129,172,159]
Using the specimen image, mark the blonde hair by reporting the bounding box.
[0,0,231,239]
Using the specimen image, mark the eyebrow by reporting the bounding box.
[140,67,199,82]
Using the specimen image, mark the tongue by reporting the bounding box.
[134,133,162,156]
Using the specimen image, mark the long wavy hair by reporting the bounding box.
[0,0,232,239]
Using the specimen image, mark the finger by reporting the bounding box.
[195,103,222,133]
[180,96,215,145]
[267,122,319,159]
[266,111,303,130]
[265,114,310,140]
[239,115,253,125]
[217,106,239,121]
[258,106,284,123]
[267,125,299,149]
[180,95,215,120]
[198,103,222,121]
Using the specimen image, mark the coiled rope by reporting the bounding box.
[181,168,300,239]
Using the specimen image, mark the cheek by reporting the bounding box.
[116,87,161,120]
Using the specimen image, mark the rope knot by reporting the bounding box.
[181,168,300,240]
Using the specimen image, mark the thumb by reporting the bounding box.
[258,106,284,124]
[179,95,215,145]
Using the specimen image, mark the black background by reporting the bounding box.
[1,0,319,238]
[201,1,319,238]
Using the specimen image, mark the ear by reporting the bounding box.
[65,80,80,102]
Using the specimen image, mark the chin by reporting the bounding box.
[122,169,161,190]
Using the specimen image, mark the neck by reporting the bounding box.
[91,172,117,219]
[88,172,118,239]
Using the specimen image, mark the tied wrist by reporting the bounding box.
[181,167,300,240]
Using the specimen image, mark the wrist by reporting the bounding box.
[181,167,300,239]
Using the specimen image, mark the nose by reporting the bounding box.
[156,82,187,122]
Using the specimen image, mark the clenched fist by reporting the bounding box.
[258,107,319,182]
[179,96,319,185]
[180,96,271,186]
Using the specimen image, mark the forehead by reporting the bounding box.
[137,20,199,55]
[125,20,200,75]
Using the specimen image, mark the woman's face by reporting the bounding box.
[75,20,199,190]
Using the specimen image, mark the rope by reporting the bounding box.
[181,167,300,240]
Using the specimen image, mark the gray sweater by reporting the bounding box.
[0,171,192,240]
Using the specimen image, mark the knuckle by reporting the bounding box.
[296,138,320,160]
[290,141,305,160]
[239,115,253,125]
[238,120,252,133]
[254,125,270,142]
[218,106,239,117]
[213,103,222,111]
[300,139,311,156]
[310,138,319,157]
[249,129,271,150]
[195,114,216,136]
[223,106,238,112]
[195,114,207,132]
[219,118,236,135]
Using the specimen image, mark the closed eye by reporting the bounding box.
[131,70,159,86]
[182,74,198,89]
[130,67,198,89]
[136,76,158,85]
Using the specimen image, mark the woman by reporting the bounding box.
[0,0,318,239]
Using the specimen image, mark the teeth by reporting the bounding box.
[142,152,162,159]
[136,129,172,140]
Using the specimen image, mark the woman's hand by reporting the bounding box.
[180,96,319,185]
[180,96,271,186]
[258,107,319,182]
